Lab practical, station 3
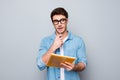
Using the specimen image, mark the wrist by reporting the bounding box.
[48,46,56,53]
[72,62,85,72]
[72,64,77,71]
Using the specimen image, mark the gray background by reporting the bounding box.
[0,0,120,80]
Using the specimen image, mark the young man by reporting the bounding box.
[37,7,87,80]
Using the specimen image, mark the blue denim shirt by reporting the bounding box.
[36,32,87,80]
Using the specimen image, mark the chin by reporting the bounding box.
[56,31,62,34]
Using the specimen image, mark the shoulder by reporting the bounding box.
[70,32,83,42]
[39,34,53,46]
[70,32,85,46]
[41,34,53,42]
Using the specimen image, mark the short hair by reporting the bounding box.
[50,7,68,20]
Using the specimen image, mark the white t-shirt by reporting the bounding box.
[60,36,68,80]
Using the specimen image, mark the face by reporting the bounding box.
[52,15,68,34]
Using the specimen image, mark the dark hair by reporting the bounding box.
[50,7,68,20]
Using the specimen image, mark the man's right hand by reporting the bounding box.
[42,34,63,64]
[51,34,63,51]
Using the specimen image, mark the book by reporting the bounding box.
[46,53,76,68]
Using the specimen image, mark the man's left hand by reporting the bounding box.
[60,62,75,71]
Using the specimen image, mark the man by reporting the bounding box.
[37,7,87,80]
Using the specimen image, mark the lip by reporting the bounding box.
[57,27,63,30]
[57,27,63,32]
[58,27,63,29]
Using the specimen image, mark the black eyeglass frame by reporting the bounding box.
[52,18,67,25]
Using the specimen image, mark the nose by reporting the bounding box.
[58,22,62,25]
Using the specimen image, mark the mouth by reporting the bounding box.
[57,27,63,32]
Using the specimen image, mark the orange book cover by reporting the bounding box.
[46,53,76,68]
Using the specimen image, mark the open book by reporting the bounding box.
[46,53,76,68]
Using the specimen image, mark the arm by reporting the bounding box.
[73,62,86,71]
[42,45,57,64]
[37,34,63,71]
[60,38,87,72]
[60,62,86,72]
[42,34,63,64]
[74,38,87,71]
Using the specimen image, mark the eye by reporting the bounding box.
[52,20,59,25]
[53,20,58,22]
[60,19,67,23]
[61,19,66,21]
[53,20,59,24]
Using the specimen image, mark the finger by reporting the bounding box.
[59,36,62,40]
[65,62,71,65]
[60,63,72,69]
[59,35,62,38]
[59,33,62,37]
[60,63,68,67]
[64,62,73,67]
[66,67,73,71]
[59,34,62,39]
[61,41,63,45]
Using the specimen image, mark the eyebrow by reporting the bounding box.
[53,18,66,21]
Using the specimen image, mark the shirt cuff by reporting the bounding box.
[37,58,46,71]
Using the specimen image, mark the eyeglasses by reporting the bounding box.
[52,18,67,25]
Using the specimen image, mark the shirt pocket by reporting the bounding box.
[64,45,77,58]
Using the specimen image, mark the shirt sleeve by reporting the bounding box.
[36,38,48,71]
[76,38,87,66]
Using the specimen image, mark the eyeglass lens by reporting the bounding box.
[52,18,67,25]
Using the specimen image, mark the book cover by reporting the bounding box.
[46,53,76,68]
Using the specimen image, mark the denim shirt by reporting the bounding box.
[36,32,87,80]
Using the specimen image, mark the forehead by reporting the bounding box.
[52,15,66,20]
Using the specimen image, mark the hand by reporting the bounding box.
[60,62,75,71]
[51,34,63,50]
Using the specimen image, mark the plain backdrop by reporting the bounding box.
[0,0,120,80]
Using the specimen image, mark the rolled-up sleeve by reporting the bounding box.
[36,38,48,71]
[76,38,87,66]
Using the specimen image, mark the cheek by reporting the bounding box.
[63,24,67,29]
[53,25,57,29]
